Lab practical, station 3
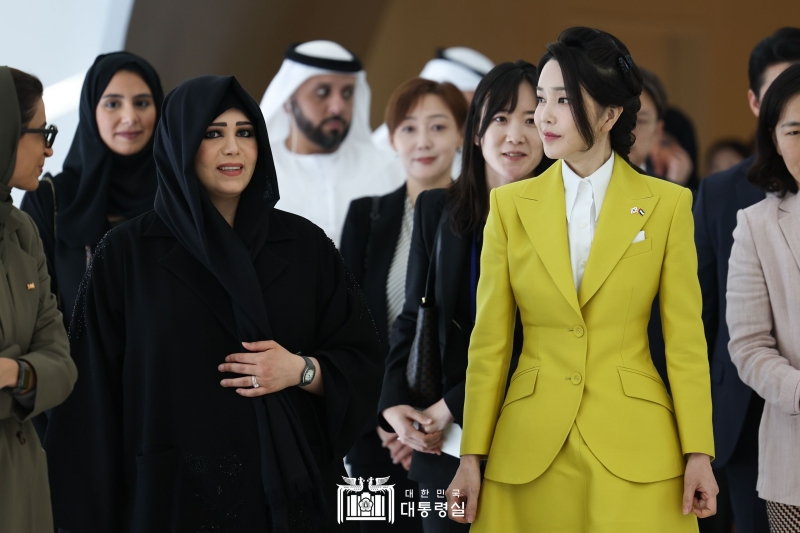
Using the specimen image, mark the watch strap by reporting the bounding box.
[298,355,315,387]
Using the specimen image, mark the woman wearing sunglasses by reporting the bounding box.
[0,66,77,533]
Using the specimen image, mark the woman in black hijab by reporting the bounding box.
[21,51,163,326]
[45,75,382,533]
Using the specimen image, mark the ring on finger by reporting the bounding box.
[251,376,260,388]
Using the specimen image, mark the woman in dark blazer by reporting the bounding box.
[377,61,552,533]
[44,76,383,533]
[341,78,467,532]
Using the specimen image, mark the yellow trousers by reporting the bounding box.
[470,424,699,533]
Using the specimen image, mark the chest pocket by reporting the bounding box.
[621,238,652,260]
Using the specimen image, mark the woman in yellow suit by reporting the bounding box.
[446,28,718,532]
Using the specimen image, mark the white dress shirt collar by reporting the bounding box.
[562,152,615,223]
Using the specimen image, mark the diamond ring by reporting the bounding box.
[251,376,260,388]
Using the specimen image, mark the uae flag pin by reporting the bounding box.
[630,207,645,216]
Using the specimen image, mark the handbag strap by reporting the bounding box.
[41,173,57,239]
[421,209,446,306]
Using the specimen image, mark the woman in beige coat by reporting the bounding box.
[727,63,800,532]
[0,66,77,532]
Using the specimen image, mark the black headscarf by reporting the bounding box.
[153,76,324,532]
[0,67,20,224]
[56,52,163,247]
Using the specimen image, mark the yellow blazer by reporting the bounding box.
[461,154,714,485]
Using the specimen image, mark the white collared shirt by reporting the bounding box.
[563,153,615,290]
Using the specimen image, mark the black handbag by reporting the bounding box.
[406,222,443,408]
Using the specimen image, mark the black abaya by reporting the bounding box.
[45,76,383,533]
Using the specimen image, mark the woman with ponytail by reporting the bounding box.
[447,27,717,532]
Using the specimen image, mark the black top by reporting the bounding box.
[694,155,765,466]
[21,52,164,324]
[340,184,406,466]
[376,188,521,485]
[44,76,383,532]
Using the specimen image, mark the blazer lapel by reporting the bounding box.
[437,212,469,350]
[778,193,800,273]
[3,235,38,351]
[513,168,581,318]
[364,187,406,340]
[578,156,659,307]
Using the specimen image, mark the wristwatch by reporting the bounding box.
[4,360,33,394]
[297,355,316,387]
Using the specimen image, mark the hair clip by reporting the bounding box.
[618,54,634,73]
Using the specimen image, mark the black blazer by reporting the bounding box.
[377,188,470,427]
[376,188,521,485]
[340,184,407,353]
[694,155,765,467]
[45,210,382,532]
[340,184,407,465]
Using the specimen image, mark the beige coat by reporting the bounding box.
[727,191,800,506]
[0,206,77,532]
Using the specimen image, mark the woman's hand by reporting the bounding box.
[0,358,19,389]
[420,398,454,434]
[218,341,322,396]
[382,405,443,454]
[682,453,718,518]
[446,454,482,524]
[377,426,414,470]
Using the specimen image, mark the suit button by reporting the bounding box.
[571,373,582,385]
[574,326,584,337]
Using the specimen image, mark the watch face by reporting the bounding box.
[303,367,315,384]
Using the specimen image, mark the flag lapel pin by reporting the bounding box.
[26,282,35,290]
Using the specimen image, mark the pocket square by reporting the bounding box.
[632,231,645,243]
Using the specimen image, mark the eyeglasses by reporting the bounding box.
[20,124,58,149]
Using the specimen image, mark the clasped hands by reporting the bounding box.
[218,340,308,397]
[381,398,454,456]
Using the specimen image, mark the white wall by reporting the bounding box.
[0,0,135,205]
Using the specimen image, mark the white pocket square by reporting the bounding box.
[632,231,645,243]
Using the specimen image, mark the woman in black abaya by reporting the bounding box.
[21,52,164,326]
[45,75,383,533]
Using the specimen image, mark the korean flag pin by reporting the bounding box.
[630,207,645,216]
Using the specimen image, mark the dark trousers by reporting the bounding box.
[725,395,769,533]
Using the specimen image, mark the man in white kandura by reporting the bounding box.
[260,40,403,245]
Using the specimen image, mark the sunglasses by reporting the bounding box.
[20,124,58,149]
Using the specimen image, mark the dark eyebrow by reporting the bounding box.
[536,86,566,91]
[780,120,800,128]
[209,121,253,127]
[101,93,153,99]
